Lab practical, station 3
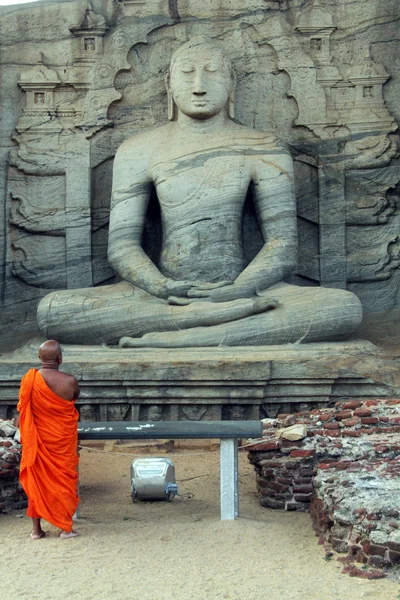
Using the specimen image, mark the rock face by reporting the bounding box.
[0,0,400,350]
[246,398,400,574]
[0,421,26,513]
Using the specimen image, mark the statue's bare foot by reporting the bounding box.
[253,297,278,313]
[60,529,80,539]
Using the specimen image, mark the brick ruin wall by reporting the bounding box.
[246,399,400,578]
[0,421,26,512]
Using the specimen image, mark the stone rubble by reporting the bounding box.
[246,399,400,577]
[0,420,26,512]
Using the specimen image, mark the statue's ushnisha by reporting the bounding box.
[38,37,362,346]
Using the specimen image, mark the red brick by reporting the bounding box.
[293,484,313,494]
[269,481,289,493]
[319,414,332,422]
[260,497,285,509]
[354,409,372,417]
[364,400,378,407]
[388,550,400,565]
[281,439,302,449]
[290,449,315,458]
[361,417,379,425]
[335,411,353,420]
[341,565,385,579]
[342,416,360,427]
[374,445,390,453]
[323,430,340,437]
[249,440,281,451]
[388,416,400,424]
[342,401,363,410]
[324,422,341,430]
[294,494,312,503]
[368,544,386,557]
[333,462,350,470]
[380,416,389,423]
[0,441,13,448]
[387,541,400,552]
[342,429,361,437]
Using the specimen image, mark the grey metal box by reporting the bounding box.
[131,457,178,502]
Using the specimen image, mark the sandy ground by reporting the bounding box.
[1,444,399,600]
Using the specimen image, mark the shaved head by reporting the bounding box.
[38,340,62,363]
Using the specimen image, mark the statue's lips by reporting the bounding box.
[192,100,208,106]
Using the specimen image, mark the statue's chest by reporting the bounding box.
[152,152,249,216]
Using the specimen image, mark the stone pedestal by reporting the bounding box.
[0,340,393,422]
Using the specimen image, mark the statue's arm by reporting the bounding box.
[187,141,297,303]
[108,140,203,300]
[108,142,170,298]
[235,143,298,293]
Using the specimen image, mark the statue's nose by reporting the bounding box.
[193,71,207,95]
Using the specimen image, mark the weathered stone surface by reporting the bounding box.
[0,420,26,513]
[0,338,395,422]
[0,0,399,351]
[247,397,400,574]
[36,35,362,347]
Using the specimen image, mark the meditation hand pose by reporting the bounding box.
[38,37,362,346]
[17,340,80,539]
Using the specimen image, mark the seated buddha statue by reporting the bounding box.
[37,37,362,347]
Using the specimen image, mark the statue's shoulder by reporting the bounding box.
[116,124,171,157]
[231,122,289,152]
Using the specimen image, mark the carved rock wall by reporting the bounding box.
[0,0,400,350]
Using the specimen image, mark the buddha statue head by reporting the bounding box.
[166,36,236,121]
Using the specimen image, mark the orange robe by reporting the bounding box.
[17,368,79,532]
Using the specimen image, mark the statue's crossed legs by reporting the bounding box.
[38,281,362,347]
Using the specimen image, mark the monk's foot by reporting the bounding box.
[60,529,80,539]
[253,297,279,313]
[30,530,46,540]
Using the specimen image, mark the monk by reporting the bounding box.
[17,340,81,539]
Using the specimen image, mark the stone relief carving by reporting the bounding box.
[222,405,247,421]
[180,406,208,421]
[147,405,163,421]
[79,404,98,421]
[107,403,130,421]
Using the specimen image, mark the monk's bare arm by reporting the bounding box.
[73,378,80,400]
[234,143,297,293]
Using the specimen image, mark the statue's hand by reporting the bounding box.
[163,279,205,298]
[187,282,252,303]
[166,280,233,305]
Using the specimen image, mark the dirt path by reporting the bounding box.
[1,447,398,600]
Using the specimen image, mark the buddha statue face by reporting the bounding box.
[168,37,235,121]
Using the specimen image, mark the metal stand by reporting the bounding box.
[220,438,239,520]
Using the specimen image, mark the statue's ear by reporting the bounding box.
[165,70,176,121]
[228,69,236,120]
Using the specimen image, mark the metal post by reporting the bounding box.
[220,438,239,520]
